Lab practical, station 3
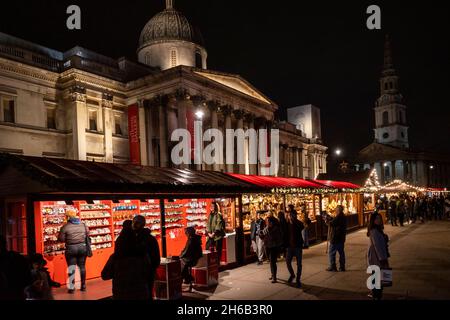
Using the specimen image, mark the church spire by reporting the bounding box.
[383,34,394,71]
[166,0,173,9]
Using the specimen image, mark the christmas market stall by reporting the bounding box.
[317,169,380,227]
[313,180,365,236]
[0,154,259,297]
[226,174,333,263]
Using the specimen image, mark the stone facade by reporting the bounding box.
[0,3,327,178]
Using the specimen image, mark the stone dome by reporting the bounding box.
[139,8,204,49]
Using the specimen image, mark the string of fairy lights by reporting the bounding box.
[265,169,445,195]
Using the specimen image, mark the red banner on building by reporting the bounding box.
[128,104,141,165]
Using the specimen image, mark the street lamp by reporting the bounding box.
[335,149,342,156]
[195,110,204,120]
[430,165,434,170]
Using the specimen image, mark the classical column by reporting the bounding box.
[208,101,220,172]
[293,147,299,177]
[137,99,149,166]
[224,107,233,173]
[246,113,257,175]
[158,96,169,168]
[380,161,386,185]
[145,99,155,167]
[70,86,87,161]
[177,93,192,169]
[234,110,245,174]
[298,147,304,178]
[283,145,289,177]
[102,94,114,163]
[391,160,397,180]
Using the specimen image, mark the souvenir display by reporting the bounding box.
[112,201,139,240]
[79,201,114,250]
[41,203,76,256]
[184,200,209,235]
[140,200,162,238]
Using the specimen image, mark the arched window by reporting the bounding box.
[384,82,388,90]
[170,49,177,68]
[382,111,389,126]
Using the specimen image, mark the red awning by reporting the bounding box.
[227,174,326,189]
[314,180,362,190]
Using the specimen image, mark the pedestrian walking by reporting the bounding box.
[325,205,347,272]
[250,212,266,265]
[58,208,90,294]
[285,205,304,288]
[260,216,283,283]
[367,212,390,300]
[389,197,398,226]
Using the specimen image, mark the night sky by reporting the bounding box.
[1,0,449,158]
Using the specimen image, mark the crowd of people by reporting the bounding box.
[249,203,347,289]
[1,194,448,301]
[376,194,450,226]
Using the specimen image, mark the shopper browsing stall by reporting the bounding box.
[58,208,90,294]
[250,211,266,265]
[206,203,226,263]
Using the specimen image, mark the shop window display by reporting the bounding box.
[34,197,237,284]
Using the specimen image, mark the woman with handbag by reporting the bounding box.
[367,212,390,300]
[58,208,91,294]
[260,216,283,283]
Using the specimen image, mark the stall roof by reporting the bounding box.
[313,180,362,190]
[0,154,261,196]
[317,171,373,187]
[226,173,328,190]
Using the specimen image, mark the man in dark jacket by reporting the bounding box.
[389,197,398,226]
[250,212,266,265]
[285,206,304,288]
[180,227,203,283]
[326,205,347,272]
[133,215,161,300]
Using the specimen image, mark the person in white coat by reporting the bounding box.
[367,212,390,300]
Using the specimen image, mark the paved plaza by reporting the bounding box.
[54,220,450,300]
